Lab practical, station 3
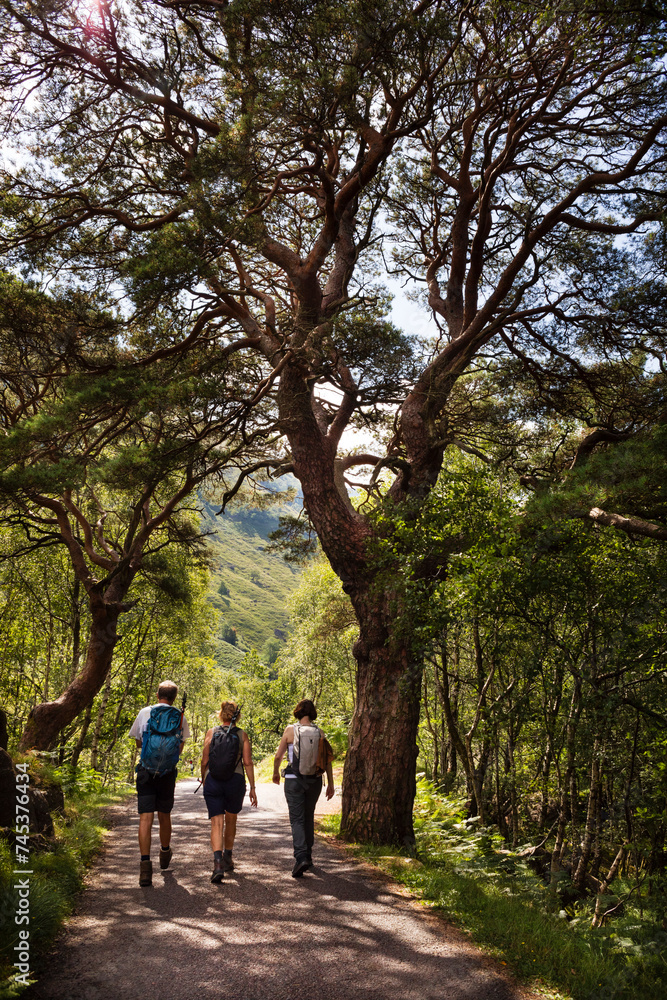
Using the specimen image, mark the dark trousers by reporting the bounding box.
[284,776,322,863]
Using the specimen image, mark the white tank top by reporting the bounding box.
[285,741,297,779]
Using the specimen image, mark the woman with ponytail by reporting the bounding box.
[200,701,257,882]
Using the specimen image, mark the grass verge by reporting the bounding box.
[0,764,132,1000]
[317,782,667,1000]
[254,754,277,783]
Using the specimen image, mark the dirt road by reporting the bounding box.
[29,779,531,1000]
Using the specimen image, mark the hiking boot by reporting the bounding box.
[222,854,234,872]
[159,846,172,870]
[139,859,153,887]
[210,860,224,883]
[292,859,309,878]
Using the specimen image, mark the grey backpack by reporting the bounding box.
[292,722,321,776]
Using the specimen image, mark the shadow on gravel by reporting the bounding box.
[26,781,523,1000]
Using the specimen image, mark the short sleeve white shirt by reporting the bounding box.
[129,703,191,741]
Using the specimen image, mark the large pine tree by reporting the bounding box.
[1,0,666,842]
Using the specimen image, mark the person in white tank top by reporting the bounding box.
[273,698,334,877]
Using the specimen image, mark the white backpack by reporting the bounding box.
[292,722,321,776]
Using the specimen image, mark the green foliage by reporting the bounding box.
[216,560,358,758]
[320,720,349,760]
[327,304,420,402]
[261,637,282,666]
[532,420,667,532]
[0,780,128,997]
[120,220,218,308]
[370,450,667,899]
[221,623,238,646]
[0,518,220,771]
[141,547,206,605]
[220,650,297,759]
[335,779,667,1000]
[51,765,103,797]
[277,559,357,723]
[267,515,318,565]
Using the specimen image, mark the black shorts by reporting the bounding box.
[136,765,177,814]
[203,772,246,818]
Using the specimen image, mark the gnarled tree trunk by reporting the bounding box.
[19,593,127,751]
[281,366,426,846]
[341,592,422,846]
[16,471,195,752]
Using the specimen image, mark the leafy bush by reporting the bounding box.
[221,623,238,645]
[317,718,349,760]
[52,765,103,796]
[0,780,126,998]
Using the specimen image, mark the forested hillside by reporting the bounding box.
[200,482,302,667]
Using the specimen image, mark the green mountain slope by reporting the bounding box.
[199,488,302,666]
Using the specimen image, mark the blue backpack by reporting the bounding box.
[140,705,183,776]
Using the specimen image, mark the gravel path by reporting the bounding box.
[29,779,533,1000]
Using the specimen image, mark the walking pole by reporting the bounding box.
[177,690,200,791]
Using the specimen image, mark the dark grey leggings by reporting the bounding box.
[284,776,322,863]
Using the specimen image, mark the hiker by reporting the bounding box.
[128,680,190,887]
[200,701,257,883]
[272,699,334,878]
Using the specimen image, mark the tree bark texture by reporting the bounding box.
[340,593,422,846]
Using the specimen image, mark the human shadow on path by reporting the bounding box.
[27,780,524,1000]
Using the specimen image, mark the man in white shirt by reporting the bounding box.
[129,680,190,887]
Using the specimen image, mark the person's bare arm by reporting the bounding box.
[325,761,335,800]
[242,732,258,807]
[200,729,213,782]
[272,725,293,783]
